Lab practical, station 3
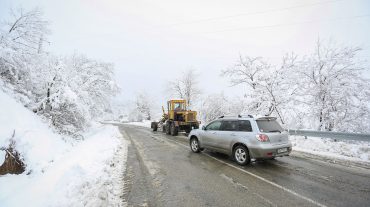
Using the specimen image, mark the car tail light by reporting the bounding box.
[256,134,270,142]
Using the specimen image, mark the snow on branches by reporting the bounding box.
[296,40,370,132]
[0,7,119,137]
[222,40,370,132]
[166,69,201,108]
[222,54,298,124]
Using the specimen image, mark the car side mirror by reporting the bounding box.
[202,126,206,130]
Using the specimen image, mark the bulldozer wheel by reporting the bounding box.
[166,122,171,135]
[170,122,178,136]
[152,124,158,131]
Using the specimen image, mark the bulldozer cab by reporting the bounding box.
[168,100,186,112]
[167,100,197,122]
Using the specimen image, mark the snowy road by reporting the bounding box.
[119,125,370,207]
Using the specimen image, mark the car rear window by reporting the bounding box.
[256,120,283,133]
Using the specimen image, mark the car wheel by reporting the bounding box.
[190,138,201,153]
[233,145,250,165]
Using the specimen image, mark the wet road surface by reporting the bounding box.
[119,125,370,207]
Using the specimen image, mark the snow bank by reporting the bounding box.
[291,136,370,163]
[0,90,67,173]
[0,90,127,206]
[43,125,127,207]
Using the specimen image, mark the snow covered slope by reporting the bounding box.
[0,90,127,206]
[291,136,370,163]
[0,90,67,173]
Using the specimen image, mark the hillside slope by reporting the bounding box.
[0,90,127,206]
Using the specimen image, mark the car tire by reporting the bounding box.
[233,145,250,166]
[190,137,201,153]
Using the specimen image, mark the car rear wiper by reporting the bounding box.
[268,130,281,133]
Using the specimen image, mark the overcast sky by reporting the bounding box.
[1,0,370,105]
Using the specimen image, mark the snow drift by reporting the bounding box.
[0,90,127,206]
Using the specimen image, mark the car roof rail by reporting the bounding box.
[218,115,237,119]
[218,114,254,119]
[239,114,254,118]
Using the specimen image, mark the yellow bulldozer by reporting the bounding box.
[151,99,199,136]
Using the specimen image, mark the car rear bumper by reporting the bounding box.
[249,143,292,159]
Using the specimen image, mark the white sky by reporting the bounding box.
[1,0,370,105]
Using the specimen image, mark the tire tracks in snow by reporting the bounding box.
[121,129,165,206]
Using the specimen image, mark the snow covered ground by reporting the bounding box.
[290,136,370,163]
[0,90,127,206]
[126,120,152,128]
[126,121,370,164]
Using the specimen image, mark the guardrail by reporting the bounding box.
[287,129,370,142]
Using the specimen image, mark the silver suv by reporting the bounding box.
[188,115,292,165]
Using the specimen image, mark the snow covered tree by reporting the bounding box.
[0,7,49,85]
[126,92,156,122]
[254,54,298,124]
[222,54,298,124]
[227,96,249,116]
[200,94,252,123]
[222,41,370,132]
[128,108,143,122]
[295,40,370,132]
[222,56,268,90]
[167,69,201,108]
[62,54,119,118]
[1,7,48,54]
[200,93,229,123]
[222,56,269,117]
[134,92,153,120]
[31,54,119,135]
[0,7,120,136]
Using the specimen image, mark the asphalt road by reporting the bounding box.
[119,124,370,207]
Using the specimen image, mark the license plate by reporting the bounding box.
[277,148,288,153]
